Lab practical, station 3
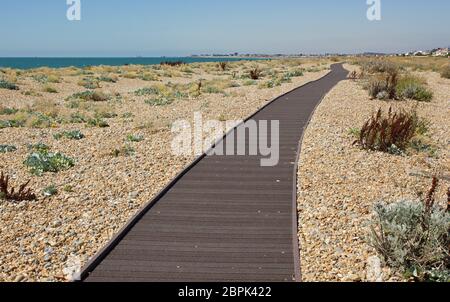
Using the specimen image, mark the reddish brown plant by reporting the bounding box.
[218,62,228,71]
[249,67,262,80]
[0,171,37,202]
[356,107,416,153]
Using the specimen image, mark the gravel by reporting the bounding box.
[297,64,450,282]
[0,59,331,281]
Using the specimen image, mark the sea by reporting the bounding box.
[0,57,265,70]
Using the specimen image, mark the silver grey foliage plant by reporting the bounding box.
[369,200,449,281]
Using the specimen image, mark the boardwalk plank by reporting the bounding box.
[81,64,348,282]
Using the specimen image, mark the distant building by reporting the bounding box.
[432,48,449,57]
[413,50,430,56]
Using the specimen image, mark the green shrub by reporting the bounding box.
[53,130,84,140]
[0,145,17,153]
[87,118,109,128]
[286,69,304,77]
[203,86,223,94]
[69,112,87,123]
[134,87,160,96]
[78,77,100,89]
[396,76,433,102]
[94,111,117,119]
[122,112,134,119]
[110,145,135,157]
[32,74,49,84]
[139,73,159,81]
[144,97,173,106]
[259,78,281,89]
[0,79,18,90]
[127,134,144,142]
[43,185,58,197]
[27,112,60,128]
[98,76,117,83]
[24,150,75,176]
[43,85,58,93]
[66,91,109,102]
[28,143,50,153]
[369,179,450,282]
[0,118,25,129]
[243,80,257,86]
[0,107,19,115]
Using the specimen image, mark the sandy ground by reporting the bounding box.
[0,59,331,281]
[297,63,450,282]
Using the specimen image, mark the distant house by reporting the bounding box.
[432,48,449,57]
[413,50,430,56]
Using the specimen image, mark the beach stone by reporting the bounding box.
[366,256,383,282]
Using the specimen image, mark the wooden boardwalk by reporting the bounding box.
[81,63,348,282]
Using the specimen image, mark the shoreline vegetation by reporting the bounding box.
[0,58,332,281]
[297,57,449,282]
[1,56,448,282]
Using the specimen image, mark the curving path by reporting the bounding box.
[81,63,348,282]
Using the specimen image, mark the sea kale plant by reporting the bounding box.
[0,79,19,90]
[24,147,75,176]
[53,130,85,140]
[369,178,450,282]
[0,145,17,153]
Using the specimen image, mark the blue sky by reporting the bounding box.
[0,0,448,57]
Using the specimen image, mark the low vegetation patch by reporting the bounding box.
[369,178,450,282]
[110,145,135,157]
[0,107,19,115]
[259,78,281,89]
[127,134,144,142]
[78,77,100,89]
[42,85,58,93]
[0,118,25,129]
[98,75,117,83]
[0,172,37,202]
[87,118,109,128]
[355,108,426,155]
[66,90,109,102]
[0,145,17,153]
[360,60,399,75]
[24,148,75,176]
[161,61,185,67]
[144,97,174,106]
[396,75,433,102]
[53,130,84,140]
[366,71,399,100]
[0,79,18,90]
[43,185,58,197]
[360,60,433,102]
[440,65,450,79]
